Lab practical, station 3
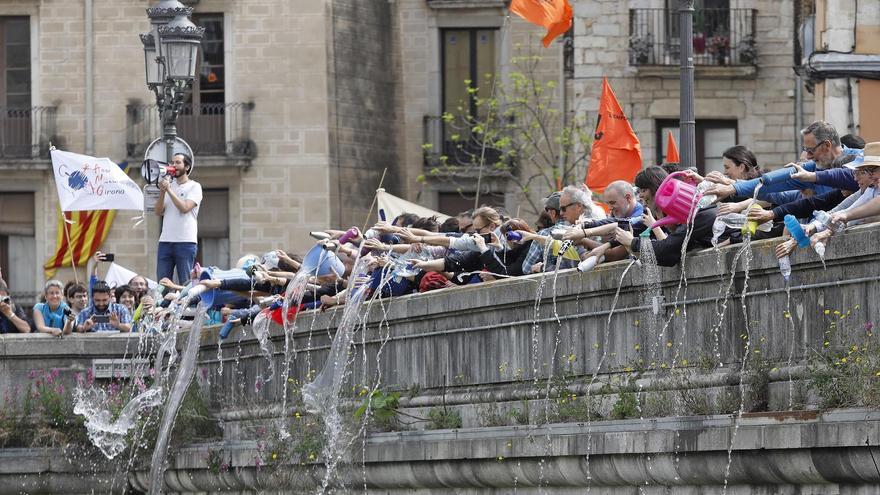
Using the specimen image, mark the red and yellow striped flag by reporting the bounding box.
[43,160,131,279]
[43,209,117,279]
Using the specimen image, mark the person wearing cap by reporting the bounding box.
[155,152,203,285]
[825,143,880,229]
[0,279,32,333]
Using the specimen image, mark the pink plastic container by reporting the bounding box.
[649,171,702,230]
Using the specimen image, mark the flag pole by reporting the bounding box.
[62,212,79,284]
[362,167,388,232]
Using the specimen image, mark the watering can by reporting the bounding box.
[301,244,346,278]
[649,171,702,231]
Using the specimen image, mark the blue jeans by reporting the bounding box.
[157,242,198,285]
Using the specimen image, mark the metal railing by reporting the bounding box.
[423,115,506,169]
[126,102,256,160]
[629,8,757,66]
[0,106,58,159]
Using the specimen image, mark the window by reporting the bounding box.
[178,13,225,155]
[0,16,30,108]
[656,119,737,175]
[196,189,229,268]
[441,28,496,164]
[0,17,31,157]
[0,192,36,301]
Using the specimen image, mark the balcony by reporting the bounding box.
[629,8,757,78]
[423,114,507,172]
[0,106,58,161]
[125,102,256,166]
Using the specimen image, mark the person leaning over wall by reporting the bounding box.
[0,278,32,333]
[33,280,72,337]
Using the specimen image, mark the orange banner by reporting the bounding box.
[666,130,680,163]
[509,0,573,47]
[585,78,643,193]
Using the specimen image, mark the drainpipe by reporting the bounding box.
[84,0,94,154]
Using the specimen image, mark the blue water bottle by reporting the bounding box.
[784,214,810,248]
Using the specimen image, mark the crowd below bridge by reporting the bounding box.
[1,120,878,337]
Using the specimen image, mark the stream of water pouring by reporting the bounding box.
[148,303,209,495]
[584,258,637,492]
[301,255,373,494]
[722,236,754,495]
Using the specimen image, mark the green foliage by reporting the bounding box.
[354,390,401,432]
[609,392,640,420]
[422,47,594,217]
[427,407,462,430]
[808,317,880,409]
[508,401,530,425]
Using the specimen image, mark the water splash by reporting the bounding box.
[73,386,162,459]
[147,304,209,495]
[302,254,373,494]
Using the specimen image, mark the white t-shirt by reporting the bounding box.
[159,179,202,243]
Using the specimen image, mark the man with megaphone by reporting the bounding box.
[154,153,203,285]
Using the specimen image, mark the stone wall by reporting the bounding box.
[326,0,403,228]
[572,0,814,171]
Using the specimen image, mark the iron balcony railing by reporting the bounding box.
[126,102,256,160]
[629,8,757,67]
[0,106,58,159]
[423,114,507,169]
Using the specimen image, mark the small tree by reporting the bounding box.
[421,46,593,218]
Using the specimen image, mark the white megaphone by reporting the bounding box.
[140,159,178,185]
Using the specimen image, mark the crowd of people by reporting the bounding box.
[0,120,876,337]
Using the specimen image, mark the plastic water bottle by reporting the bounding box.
[506,231,523,242]
[696,181,717,209]
[814,241,826,260]
[712,217,727,245]
[812,210,845,234]
[783,214,810,247]
[578,255,604,273]
[778,255,792,282]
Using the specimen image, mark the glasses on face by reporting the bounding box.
[801,140,828,156]
[472,223,490,234]
[559,202,581,213]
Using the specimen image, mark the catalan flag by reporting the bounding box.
[43,209,117,279]
[43,160,131,278]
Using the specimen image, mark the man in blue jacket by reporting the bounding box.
[707,120,862,202]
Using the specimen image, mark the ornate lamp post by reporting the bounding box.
[141,0,204,169]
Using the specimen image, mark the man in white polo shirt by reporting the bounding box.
[155,153,202,284]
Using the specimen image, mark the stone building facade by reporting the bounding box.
[1,0,852,299]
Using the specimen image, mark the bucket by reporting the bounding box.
[198,267,252,308]
[650,171,702,230]
[301,245,346,278]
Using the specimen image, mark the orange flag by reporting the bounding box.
[509,0,573,47]
[666,130,680,163]
[585,78,643,194]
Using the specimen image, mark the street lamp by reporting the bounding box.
[141,0,204,170]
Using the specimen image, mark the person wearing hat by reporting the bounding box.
[155,152,203,285]
[826,143,880,230]
[519,191,568,274]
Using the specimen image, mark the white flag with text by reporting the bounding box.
[51,149,143,212]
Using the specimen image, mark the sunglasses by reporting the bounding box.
[559,202,582,213]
